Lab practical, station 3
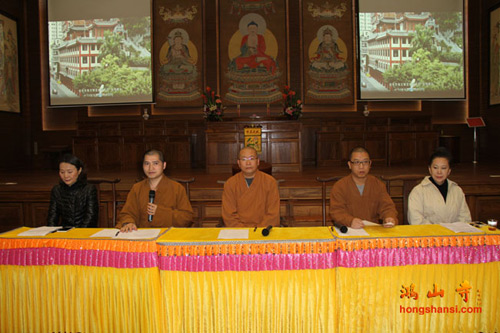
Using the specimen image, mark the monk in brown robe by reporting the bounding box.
[222,147,280,227]
[116,149,193,231]
[329,146,398,229]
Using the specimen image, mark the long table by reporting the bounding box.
[1,225,499,332]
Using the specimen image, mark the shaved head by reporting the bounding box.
[238,147,258,159]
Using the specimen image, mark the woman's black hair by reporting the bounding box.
[59,154,87,181]
[428,147,453,167]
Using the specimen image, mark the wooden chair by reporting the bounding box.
[171,177,195,200]
[316,177,342,226]
[380,174,425,225]
[87,178,121,228]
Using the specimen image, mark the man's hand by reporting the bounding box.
[350,218,364,229]
[383,217,396,228]
[147,203,157,217]
[120,223,137,233]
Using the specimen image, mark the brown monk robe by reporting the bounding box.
[222,170,280,227]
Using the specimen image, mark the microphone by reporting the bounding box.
[148,190,155,222]
[334,223,348,233]
[261,225,273,236]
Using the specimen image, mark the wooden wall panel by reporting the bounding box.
[317,132,342,166]
[73,137,99,170]
[0,203,24,232]
[29,203,50,227]
[122,136,146,171]
[98,136,123,170]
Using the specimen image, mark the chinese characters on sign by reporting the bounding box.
[400,280,476,303]
[244,127,262,153]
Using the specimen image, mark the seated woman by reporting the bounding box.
[47,154,98,227]
[408,147,471,224]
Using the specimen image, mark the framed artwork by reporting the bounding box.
[0,11,20,113]
[302,0,354,105]
[490,3,500,106]
[219,0,287,105]
[154,0,204,107]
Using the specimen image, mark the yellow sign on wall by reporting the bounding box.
[244,127,262,153]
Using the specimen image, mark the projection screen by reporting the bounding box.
[358,0,465,100]
[47,0,152,106]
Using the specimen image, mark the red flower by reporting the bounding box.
[297,99,301,104]
[282,93,287,99]
[206,86,211,92]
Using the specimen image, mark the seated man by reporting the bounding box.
[330,147,398,229]
[222,147,280,227]
[116,149,193,232]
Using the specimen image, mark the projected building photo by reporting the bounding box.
[359,12,464,99]
[49,18,152,106]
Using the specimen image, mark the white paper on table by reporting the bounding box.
[334,227,369,237]
[90,229,120,238]
[217,229,249,239]
[17,226,62,236]
[114,229,161,239]
[439,222,482,233]
[362,220,380,226]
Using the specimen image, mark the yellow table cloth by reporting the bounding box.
[157,225,500,333]
[1,225,499,332]
[0,227,166,333]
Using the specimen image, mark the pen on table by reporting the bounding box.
[330,226,333,232]
[115,231,120,237]
[253,227,257,232]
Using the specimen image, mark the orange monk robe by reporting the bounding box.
[116,176,193,228]
[329,174,398,227]
[222,170,280,227]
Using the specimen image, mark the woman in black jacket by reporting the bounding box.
[47,154,99,227]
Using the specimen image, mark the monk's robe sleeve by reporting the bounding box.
[154,183,193,227]
[329,181,355,227]
[222,180,242,227]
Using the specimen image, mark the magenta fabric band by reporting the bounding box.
[159,253,337,272]
[158,245,500,271]
[2,245,499,271]
[336,245,500,268]
[0,248,158,269]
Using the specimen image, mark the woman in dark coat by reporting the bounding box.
[47,154,98,227]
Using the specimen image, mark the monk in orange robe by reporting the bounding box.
[116,149,193,231]
[222,147,280,227]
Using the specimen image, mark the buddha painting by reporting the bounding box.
[307,25,350,100]
[225,13,281,104]
[158,28,200,102]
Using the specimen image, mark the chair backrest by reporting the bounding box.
[87,178,121,227]
[380,174,425,225]
[171,177,195,200]
[316,176,342,226]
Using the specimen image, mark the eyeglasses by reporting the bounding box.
[350,160,371,166]
[239,156,258,161]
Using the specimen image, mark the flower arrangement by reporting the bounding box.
[203,86,224,121]
[282,86,302,120]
